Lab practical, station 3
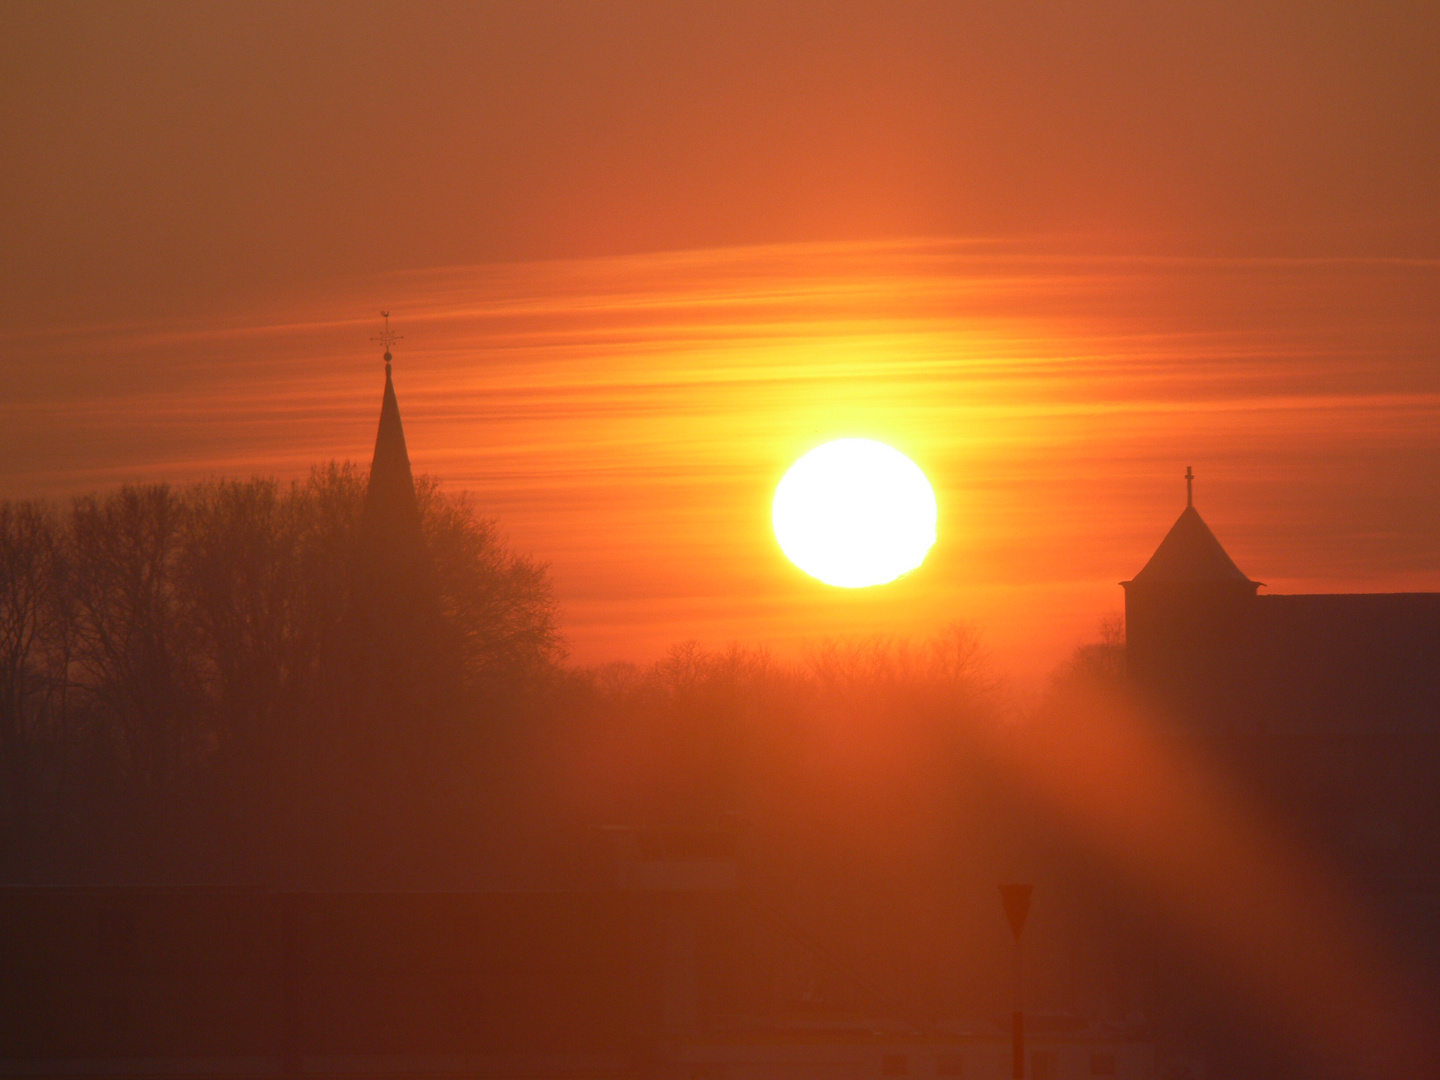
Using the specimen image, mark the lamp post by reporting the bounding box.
[998,884,1032,1080]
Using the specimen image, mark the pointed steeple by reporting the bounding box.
[318,317,453,888]
[1124,469,1258,586]
[347,313,435,679]
[359,314,423,559]
[1127,505,1254,585]
[361,360,422,545]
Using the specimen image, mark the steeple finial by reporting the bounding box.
[1185,465,1194,507]
[371,310,403,372]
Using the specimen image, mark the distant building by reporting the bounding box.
[1122,472,1440,893]
[1123,474,1440,737]
[349,332,436,654]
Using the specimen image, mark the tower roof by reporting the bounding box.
[356,332,426,592]
[1126,504,1256,585]
[364,362,419,527]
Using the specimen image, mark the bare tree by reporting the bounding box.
[67,486,204,796]
[0,501,67,858]
[418,479,563,690]
[0,465,566,882]
[181,474,358,765]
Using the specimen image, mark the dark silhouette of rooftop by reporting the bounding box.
[360,357,423,553]
[355,327,428,606]
[1124,468,1440,737]
[1125,504,1257,586]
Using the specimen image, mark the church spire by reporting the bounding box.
[358,313,424,579]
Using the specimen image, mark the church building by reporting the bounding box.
[1122,470,1440,906]
[1123,468,1440,737]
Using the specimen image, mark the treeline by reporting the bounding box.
[0,466,561,882]
[0,468,1151,1024]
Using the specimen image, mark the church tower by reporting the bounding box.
[343,315,443,732]
[318,315,455,885]
[1122,468,1260,717]
[354,314,428,611]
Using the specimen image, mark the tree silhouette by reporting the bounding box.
[0,501,68,862]
[0,466,561,883]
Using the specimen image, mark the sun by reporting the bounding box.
[772,439,937,588]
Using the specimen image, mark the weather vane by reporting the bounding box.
[371,310,402,368]
[1185,465,1194,507]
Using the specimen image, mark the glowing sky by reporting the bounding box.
[5,240,1438,677]
[3,3,1439,677]
[6,3,1439,323]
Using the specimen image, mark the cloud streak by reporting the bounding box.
[6,238,1439,675]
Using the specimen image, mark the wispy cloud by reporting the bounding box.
[6,239,1439,675]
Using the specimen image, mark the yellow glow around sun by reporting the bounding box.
[772,439,937,588]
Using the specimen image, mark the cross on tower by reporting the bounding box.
[371,311,403,370]
[1185,465,1194,507]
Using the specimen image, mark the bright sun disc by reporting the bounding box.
[772,439,937,588]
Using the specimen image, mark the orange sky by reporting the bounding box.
[3,3,1439,679]
[5,239,1439,679]
[6,3,1439,322]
